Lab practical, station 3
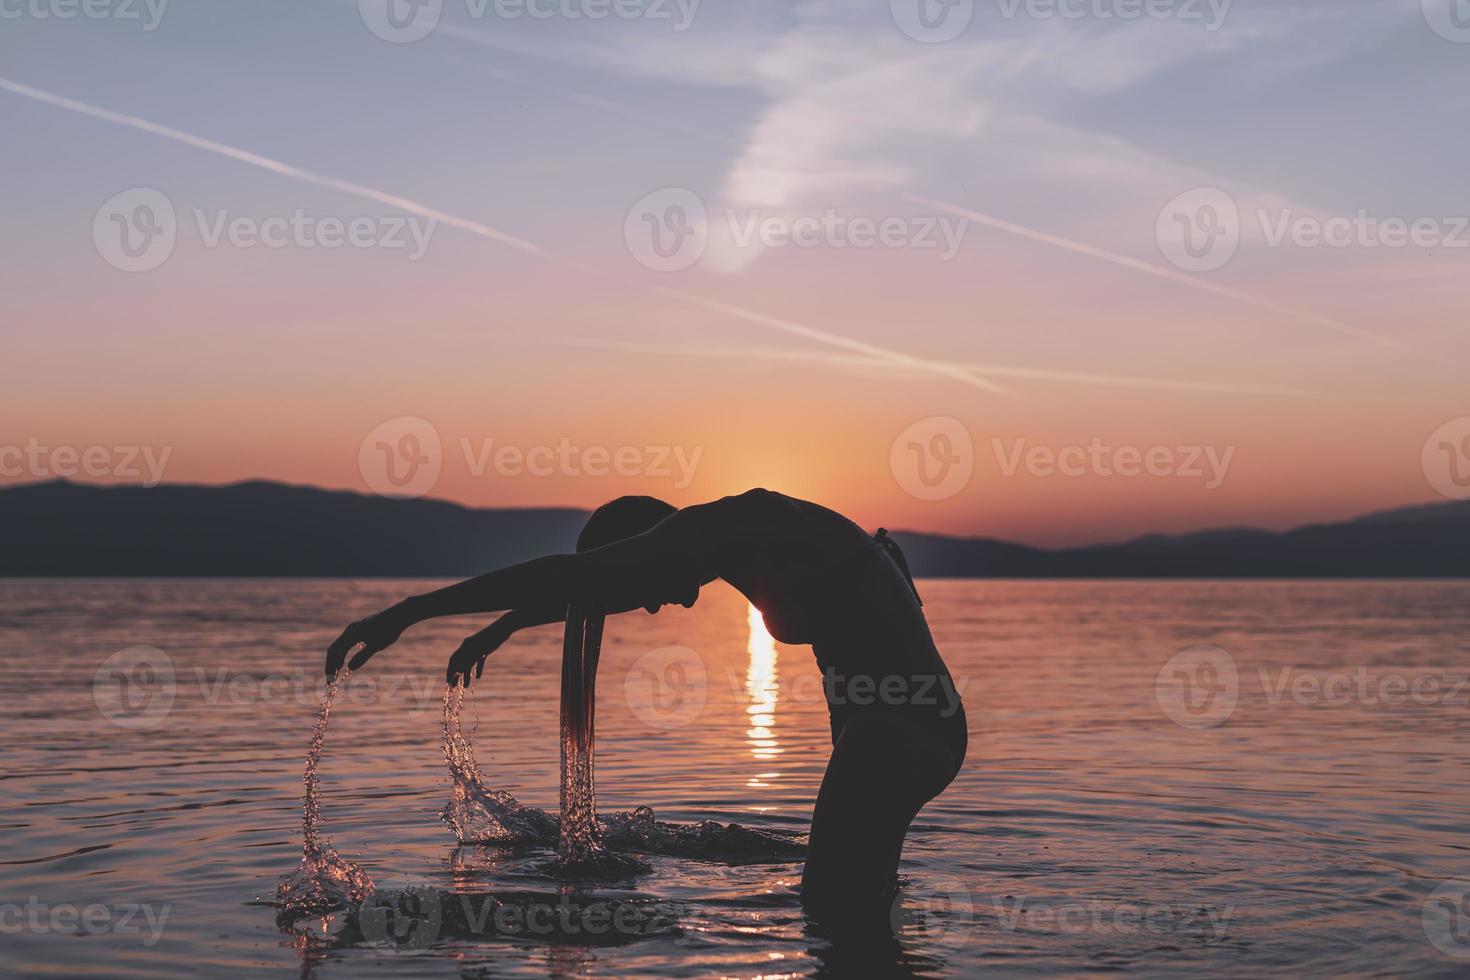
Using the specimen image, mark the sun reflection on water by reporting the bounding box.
[745,604,781,794]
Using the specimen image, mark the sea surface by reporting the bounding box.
[3,579,1470,978]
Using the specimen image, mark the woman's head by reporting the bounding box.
[577,495,698,613]
[576,495,677,552]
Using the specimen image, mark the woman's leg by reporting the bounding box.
[800,713,959,913]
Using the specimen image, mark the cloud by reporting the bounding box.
[0,75,1016,397]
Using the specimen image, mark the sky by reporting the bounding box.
[1,0,1466,547]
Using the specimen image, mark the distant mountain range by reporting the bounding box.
[1,479,1467,578]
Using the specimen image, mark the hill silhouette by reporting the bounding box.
[1,479,1466,578]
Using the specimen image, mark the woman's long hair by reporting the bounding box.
[555,496,676,863]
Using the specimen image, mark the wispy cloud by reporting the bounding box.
[0,75,1015,397]
[508,334,1341,400]
[905,192,1419,355]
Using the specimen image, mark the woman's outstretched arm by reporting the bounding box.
[324,554,577,678]
[444,605,565,687]
[324,495,748,678]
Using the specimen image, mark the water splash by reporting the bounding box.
[275,670,375,915]
[556,605,611,871]
[601,806,806,862]
[441,682,806,867]
[441,685,556,846]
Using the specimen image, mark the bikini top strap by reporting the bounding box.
[874,528,923,607]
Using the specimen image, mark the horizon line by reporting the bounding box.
[2,475,1458,554]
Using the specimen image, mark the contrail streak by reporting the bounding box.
[0,76,1014,397]
[903,193,1418,356]
[331,5,1414,362]
[439,52,740,151]
[398,14,1410,359]
[505,335,1339,399]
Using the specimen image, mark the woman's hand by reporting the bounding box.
[325,603,413,679]
[446,618,517,688]
[445,607,562,687]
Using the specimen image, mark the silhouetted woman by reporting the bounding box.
[325,489,967,911]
